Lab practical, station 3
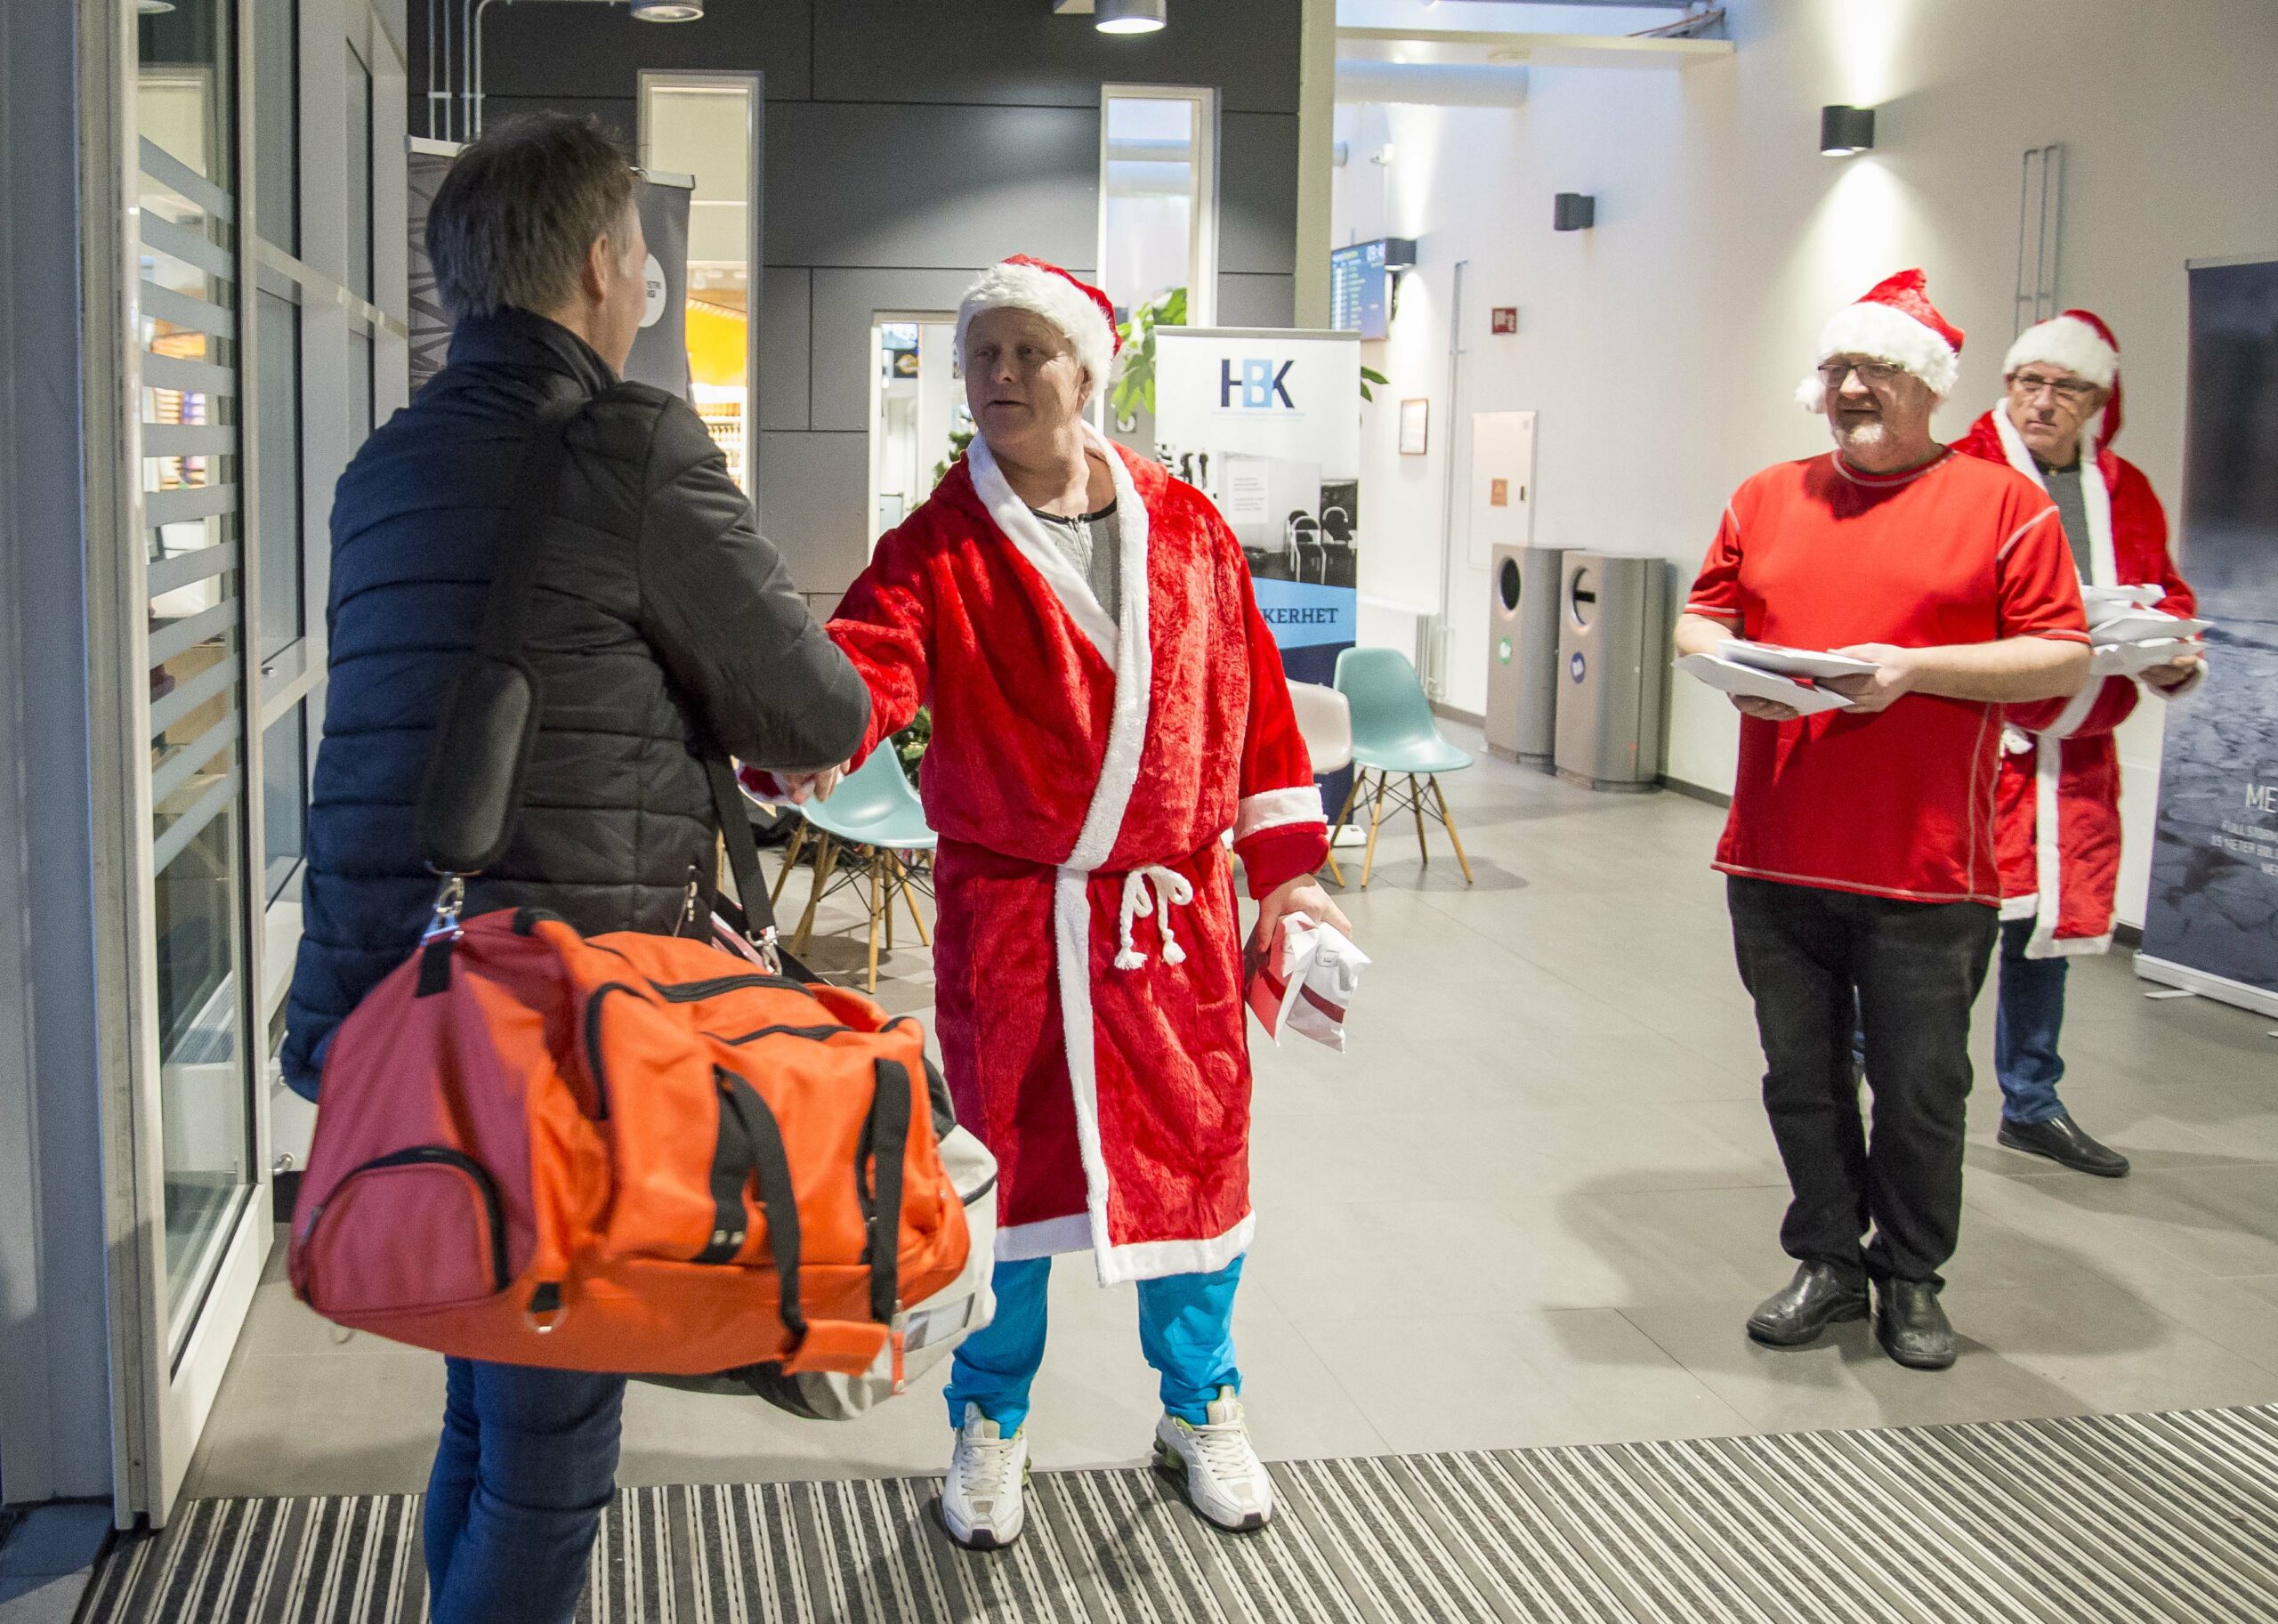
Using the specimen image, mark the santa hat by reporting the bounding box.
[1796,268,1966,410]
[2002,308,2124,446]
[957,255,1121,400]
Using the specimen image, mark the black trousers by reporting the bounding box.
[1727,877,1998,1288]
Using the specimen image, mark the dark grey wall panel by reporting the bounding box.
[1219,113,1300,276]
[1219,272,1297,329]
[756,431,872,594]
[436,2,813,105]
[759,268,812,432]
[808,265,1057,433]
[763,103,1097,272]
[472,94,637,140]
[809,0,1302,116]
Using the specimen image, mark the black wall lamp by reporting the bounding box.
[1820,105,1876,157]
[1553,193,1595,232]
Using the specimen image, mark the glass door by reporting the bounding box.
[121,0,272,1523]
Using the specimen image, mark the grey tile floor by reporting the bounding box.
[185,725,2278,1499]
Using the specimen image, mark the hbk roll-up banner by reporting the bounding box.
[1155,327,1362,820]
[405,137,691,400]
[2137,256,2278,1016]
[1154,328,1362,690]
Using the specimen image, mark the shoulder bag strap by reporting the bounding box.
[413,395,586,884]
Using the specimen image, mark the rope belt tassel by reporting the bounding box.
[1114,864,1195,970]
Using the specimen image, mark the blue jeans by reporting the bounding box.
[1993,917,2069,1125]
[945,1254,1244,1434]
[424,1359,626,1624]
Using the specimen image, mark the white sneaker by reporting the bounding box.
[941,1403,1030,1550]
[1154,1387,1275,1532]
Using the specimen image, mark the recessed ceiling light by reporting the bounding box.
[1096,0,1166,34]
[137,0,175,13]
[629,0,703,19]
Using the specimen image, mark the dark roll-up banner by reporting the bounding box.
[404,137,691,400]
[408,141,456,393]
[624,177,691,397]
[2137,256,2278,1016]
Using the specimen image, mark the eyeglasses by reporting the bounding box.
[1817,359,1908,388]
[2009,371,2101,404]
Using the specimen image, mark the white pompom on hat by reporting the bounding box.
[1796,268,1967,411]
[956,255,1122,401]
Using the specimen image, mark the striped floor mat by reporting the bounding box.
[84,1404,2278,1623]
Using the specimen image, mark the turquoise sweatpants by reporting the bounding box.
[944,1253,1244,1434]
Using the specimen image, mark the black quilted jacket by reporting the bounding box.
[282,310,868,1096]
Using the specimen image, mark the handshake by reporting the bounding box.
[744,764,846,805]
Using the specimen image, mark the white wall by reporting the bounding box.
[1334,0,2278,925]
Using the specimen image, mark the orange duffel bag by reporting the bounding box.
[288,402,966,1383]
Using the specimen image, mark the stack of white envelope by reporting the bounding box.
[1244,911,1369,1052]
[1674,641,1878,715]
[2081,585,2206,678]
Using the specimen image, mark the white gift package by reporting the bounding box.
[1244,911,1369,1051]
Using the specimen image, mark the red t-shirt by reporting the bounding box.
[1686,450,2088,904]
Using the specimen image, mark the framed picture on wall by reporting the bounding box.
[1399,398,1430,456]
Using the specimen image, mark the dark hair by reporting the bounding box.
[425,112,637,323]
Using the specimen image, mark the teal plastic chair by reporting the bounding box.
[1332,646,1475,887]
[771,749,937,990]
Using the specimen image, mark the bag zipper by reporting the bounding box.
[712,1022,854,1046]
[582,985,637,1119]
[311,1146,510,1293]
[652,971,805,1002]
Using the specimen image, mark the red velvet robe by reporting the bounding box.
[820,426,1326,1284]
[1954,406,2200,956]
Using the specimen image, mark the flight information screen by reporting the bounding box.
[1329,238,1413,340]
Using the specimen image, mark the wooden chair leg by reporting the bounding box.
[885,849,895,953]
[1360,772,1390,888]
[1430,776,1475,885]
[866,851,885,992]
[1321,771,1360,885]
[794,835,837,954]
[894,854,933,945]
[770,823,807,909]
[1330,772,1361,839]
[1409,773,1431,867]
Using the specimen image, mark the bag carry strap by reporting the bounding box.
[860,1059,914,1324]
[706,1067,809,1349]
[706,758,783,943]
[415,396,586,882]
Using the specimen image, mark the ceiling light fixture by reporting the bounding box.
[628,0,704,19]
[1095,0,1167,35]
[136,0,175,12]
[1820,104,1875,157]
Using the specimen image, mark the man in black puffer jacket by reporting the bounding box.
[283,115,867,1624]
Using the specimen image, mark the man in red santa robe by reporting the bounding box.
[1952,311,2203,1178]
[775,257,1346,1547]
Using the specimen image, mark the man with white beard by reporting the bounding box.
[1674,271,2090,1371]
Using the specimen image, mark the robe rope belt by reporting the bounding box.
[1114,865,1195,971]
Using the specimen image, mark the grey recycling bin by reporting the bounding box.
[1483,544,1564,769]
[1554,553,1668,791]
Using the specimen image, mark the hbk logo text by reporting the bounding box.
[1220,359,1297,409]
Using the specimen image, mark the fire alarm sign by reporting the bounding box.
[1490,307,1518,335]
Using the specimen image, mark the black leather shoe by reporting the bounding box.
[1999,1113,2130,1177]
[1875,1279,1956,1370]
[1747,1263,1869,1348]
